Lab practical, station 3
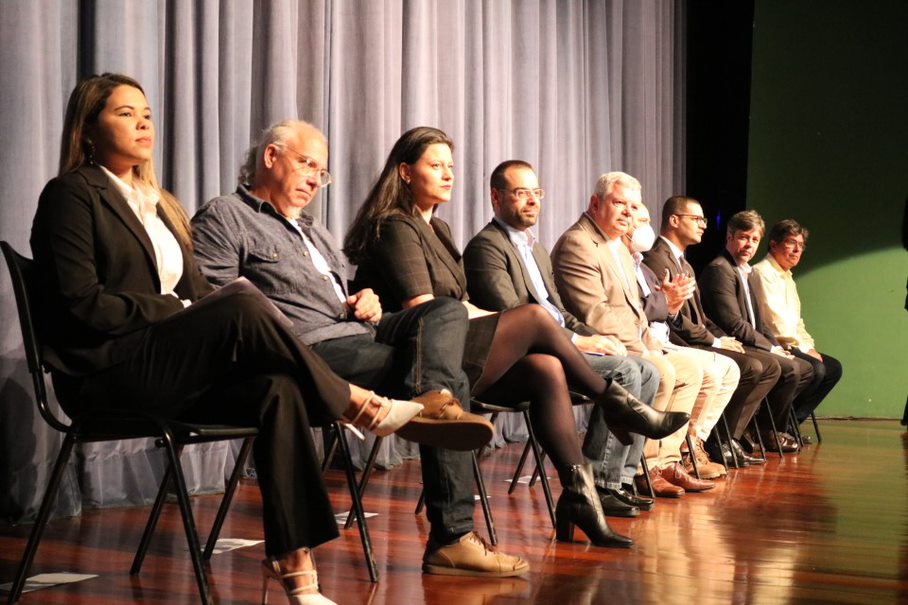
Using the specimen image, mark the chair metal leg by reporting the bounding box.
[344,435,383,530]
[321,425,340,473]
[523,411,556,528]
[336,424,378,582]
[750,415,768,462]
[472,451,497,545]
[811,411,823,443]
[132,444,182,575]
[721,414,742,468]
[508,441,533,495]
[203,437,256,559]
[7,435,76,605]
[788,409,804,450]
[638,453,656,501]
[414,488,426,515]
[710,427,729,473]
[685,433,701,479]
[160,433,212,605]
[763,403,785,458]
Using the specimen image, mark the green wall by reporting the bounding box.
[747,0,908,418]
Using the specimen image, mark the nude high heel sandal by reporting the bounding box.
[261,556,337,605]
[345,391,424,437]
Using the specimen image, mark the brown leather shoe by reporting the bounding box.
[395,391,495,451]
[761,431,798,453]
[637,469,684,498]
[684,436,727,478]
[659,462,715,492]
[423,531,529,577]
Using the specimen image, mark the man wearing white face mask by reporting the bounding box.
[623,200,740,478]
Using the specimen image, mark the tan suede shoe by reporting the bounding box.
[395,391,495,451]
[423,532,529,577]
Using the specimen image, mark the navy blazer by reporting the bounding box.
[30,165,212,376]
[463,220,593,338]
[698,250,779,351]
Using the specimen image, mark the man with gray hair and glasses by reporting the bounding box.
[191,120,529,578]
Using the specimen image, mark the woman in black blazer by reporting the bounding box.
[30,73,425,605]
[345,127,690,549]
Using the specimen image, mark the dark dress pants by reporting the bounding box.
[311,297,476,541]
[788,349,842,423]
[702,346,780,438]
[57,291,350,556]
[744,347,813,431]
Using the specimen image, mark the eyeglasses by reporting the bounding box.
[675,213,707,227]
[280,145,333,187]
[498,188,545,201]
[780,238,806,250]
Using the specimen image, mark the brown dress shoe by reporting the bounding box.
[637,469,684,498]
[761,431,798,453]
[395,391,495,451]
[659,462,715,492]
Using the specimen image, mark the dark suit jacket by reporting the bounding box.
[642,237,726,347]
[462,220,593,338]
[30,165,212,376]
[637,260,670,324]
[351,213,468,312]
[698,250,779,351]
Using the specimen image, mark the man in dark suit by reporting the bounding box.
[643,197,778,464]
[698,210,813,452]
[464,160,659,512]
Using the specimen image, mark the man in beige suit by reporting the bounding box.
[552,171,716,497]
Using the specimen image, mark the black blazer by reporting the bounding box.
[698,250,779,351]
[463,220,594,338]
[642,237,727,346]
[30,165,213,376]
[352,213,467,312]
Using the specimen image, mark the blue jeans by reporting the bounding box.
[582,355,660,490]
[312,297,475,540]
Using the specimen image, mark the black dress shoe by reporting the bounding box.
[614,486,655,511]
[730,439,765,465]
[704,438,734,466]
[597,490,640,518]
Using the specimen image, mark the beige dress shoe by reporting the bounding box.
[422,531,529,577]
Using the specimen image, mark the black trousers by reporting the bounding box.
[744,347,813,430]
[312,297,475,540]
[57,291,350,556]
[788,349,843,423]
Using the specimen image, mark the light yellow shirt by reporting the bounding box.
[752,254,815,352]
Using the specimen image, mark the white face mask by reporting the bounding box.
[630,223,657,253]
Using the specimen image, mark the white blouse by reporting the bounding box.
[101,167,185,297]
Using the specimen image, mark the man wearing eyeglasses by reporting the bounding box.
[464,160,661,515]
[752,220,842,437]
[698,210,814,454]
[643,198,781,464]
[191,120,531,578]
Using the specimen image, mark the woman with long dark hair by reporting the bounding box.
[344,126,689,548]
[31,74,431,605]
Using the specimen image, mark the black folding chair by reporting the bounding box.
[2,242,256,605]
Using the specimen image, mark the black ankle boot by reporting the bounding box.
[555,464,633,548]
[596,381,690,444]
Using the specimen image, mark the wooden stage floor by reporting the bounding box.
[1,419,906,604]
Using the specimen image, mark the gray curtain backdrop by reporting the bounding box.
[0,0,685,523]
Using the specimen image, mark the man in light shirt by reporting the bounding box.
[698,210,813,453]
[752,219,842,435]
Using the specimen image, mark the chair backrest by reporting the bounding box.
[1,241,71,433]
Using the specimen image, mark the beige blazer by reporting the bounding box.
[551,213,661,355]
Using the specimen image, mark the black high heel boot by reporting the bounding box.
[596,381,690,445]
[555,464,633,548]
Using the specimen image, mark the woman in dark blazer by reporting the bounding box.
[344,127,690,549]
[30,73,424,605]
